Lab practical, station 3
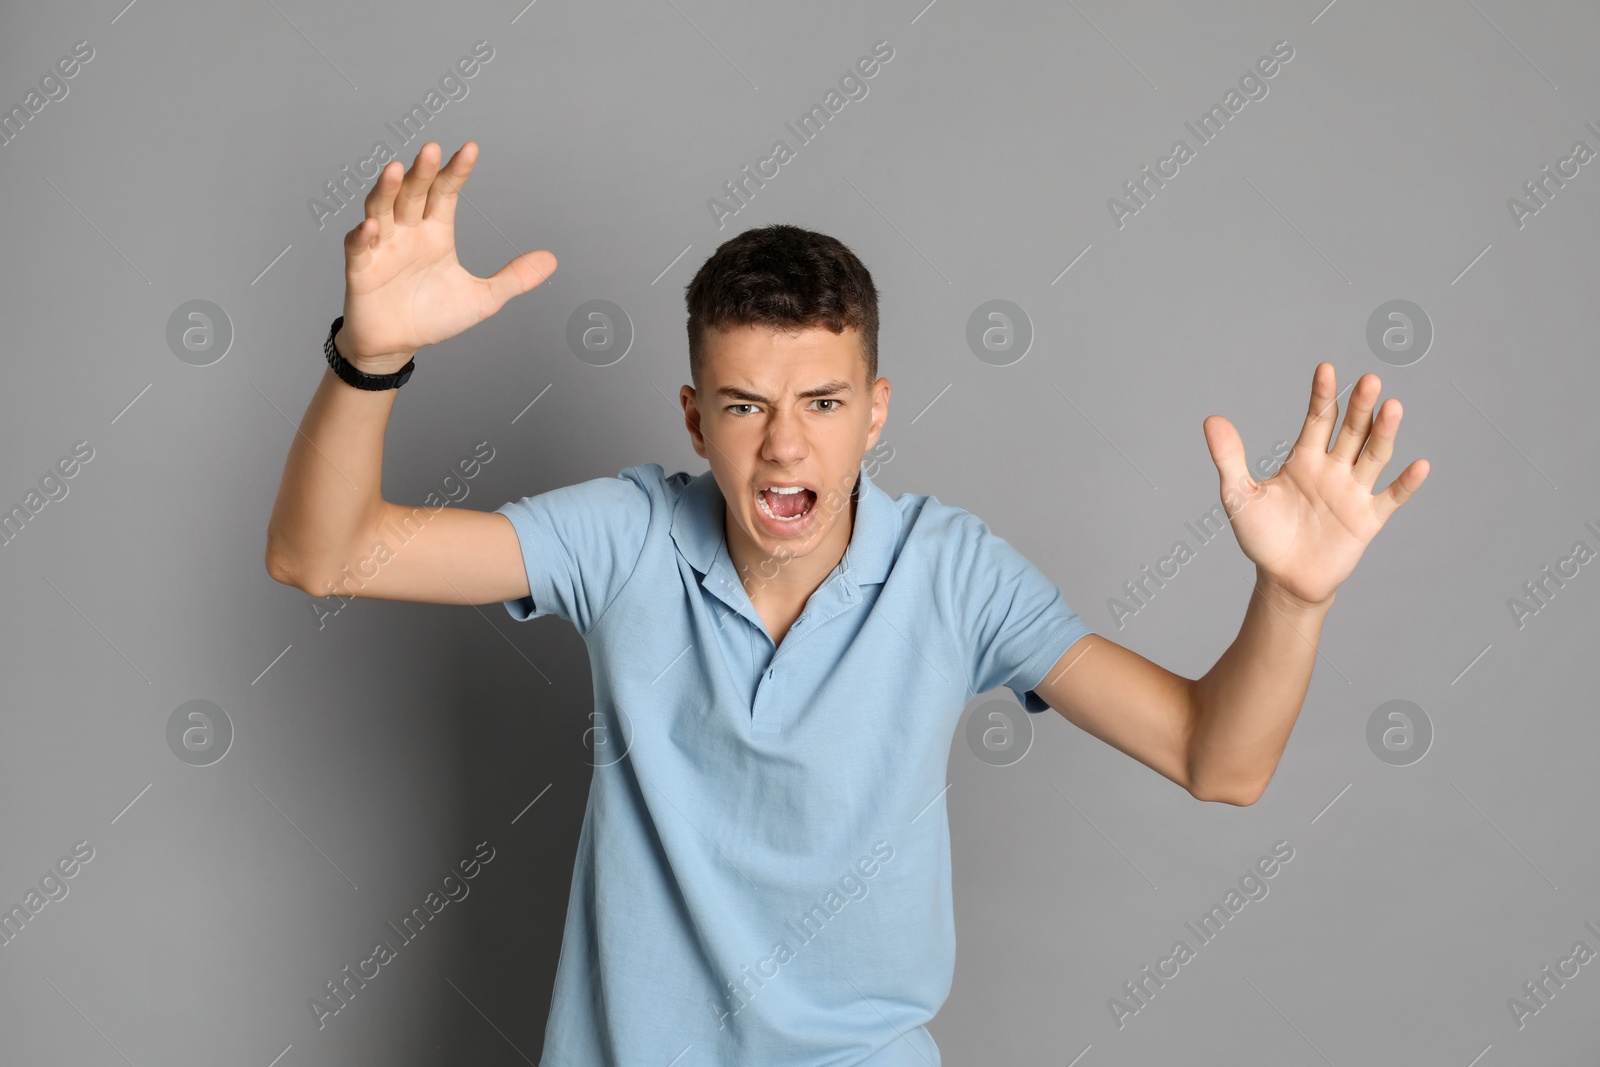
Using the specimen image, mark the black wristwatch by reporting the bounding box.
[324,315,415,390]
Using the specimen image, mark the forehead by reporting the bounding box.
[701,324,863,381]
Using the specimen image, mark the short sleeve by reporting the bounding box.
[953,513,1096,713]
[493,465,654,635]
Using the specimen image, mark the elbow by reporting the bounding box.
[1204,784,1264,807]
[1182,705,1271,805]
[1189,783,1262,806]
[1186,767,1269,807]
[265,545,308,592]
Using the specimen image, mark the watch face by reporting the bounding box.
[395,366,413,387]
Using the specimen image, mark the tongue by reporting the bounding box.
[764,489,814,519]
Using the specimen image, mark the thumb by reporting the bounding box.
[485,249,557,313]
[1202,415,1255,501]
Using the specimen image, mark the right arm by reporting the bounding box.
[263,357,529,605]
[263,140,556,605]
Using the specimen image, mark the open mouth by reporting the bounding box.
[756,485,818,523]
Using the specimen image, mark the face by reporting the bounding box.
[680,324,890,583]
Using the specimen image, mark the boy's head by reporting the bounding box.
[679,224,891,575]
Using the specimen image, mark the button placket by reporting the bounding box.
[748,570,868,735]
[752,662,783,733]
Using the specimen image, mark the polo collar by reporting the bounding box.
[670,461,897,588]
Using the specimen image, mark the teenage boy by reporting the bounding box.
[266,142,1428,1065]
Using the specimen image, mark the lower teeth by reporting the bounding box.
[761,492,811,522]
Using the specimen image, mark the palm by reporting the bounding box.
[1203,363,1430,608]
[341,141,556,362]
[347,228,501,354]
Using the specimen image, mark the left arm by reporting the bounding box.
[1184,566,1334,804]
[1033,363,1428,806]
[1030,584,1328,808]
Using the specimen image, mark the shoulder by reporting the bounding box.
[896,490,1044,595]
[896,489,997,552]
[497,463,674,527]
[563,462,684,509]
[876,487,1006,591]
[617,463,704,499]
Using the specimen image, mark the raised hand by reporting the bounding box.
[1201,362,1431,609]
[337,141,557,370]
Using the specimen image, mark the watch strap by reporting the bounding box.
[325,316,415,390]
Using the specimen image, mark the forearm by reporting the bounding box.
[264,338,410,587]
[1185,565,1334,804]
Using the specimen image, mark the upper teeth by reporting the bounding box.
[765,486,805,494]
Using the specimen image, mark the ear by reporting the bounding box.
[681,384,707,459]
[866,375,891,448]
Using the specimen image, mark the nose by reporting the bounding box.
[761,405,808,466]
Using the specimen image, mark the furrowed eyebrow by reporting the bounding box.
[716,380,855,403]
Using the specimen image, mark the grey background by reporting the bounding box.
[2,0,1597,1064]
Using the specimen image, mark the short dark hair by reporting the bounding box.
[684,224,879,390]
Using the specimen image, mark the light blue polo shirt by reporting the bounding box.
[495,460,1094,1066]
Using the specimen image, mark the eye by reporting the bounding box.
[726,404,758,416]
[812,399,842,413]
